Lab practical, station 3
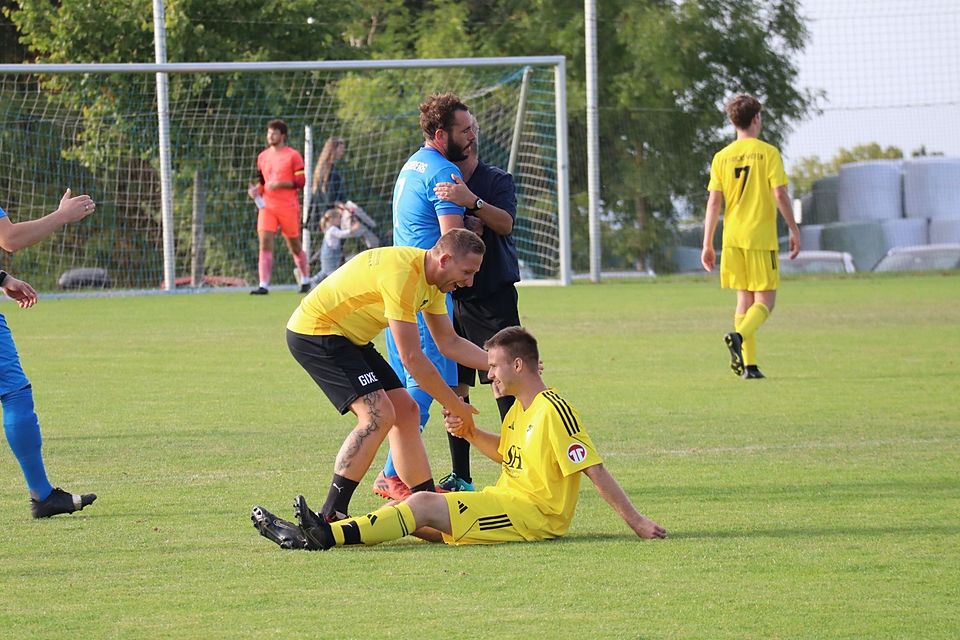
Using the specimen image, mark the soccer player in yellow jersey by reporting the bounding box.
[702,94,801,379]
[253,326,666,550]
[263,229,491,527]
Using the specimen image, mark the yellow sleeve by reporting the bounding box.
[707,153,722,192]
[768,147,788,189]
[541,391,603,477]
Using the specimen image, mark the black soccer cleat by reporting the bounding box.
[250,286,269,295]
[251,505,308,550]
[293,495,335,551]
[31,487,97,519]
[298,283,311,294]
[742,365,765,380]
[723,332,745,376]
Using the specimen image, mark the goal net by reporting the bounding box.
[0,58,568,291]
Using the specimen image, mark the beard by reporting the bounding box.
[446,138,469,162]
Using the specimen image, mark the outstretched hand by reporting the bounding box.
[2,276,38,309]
[443,400,477,439]
[57,188,96,223]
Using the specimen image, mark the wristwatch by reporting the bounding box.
[469,198,485,212]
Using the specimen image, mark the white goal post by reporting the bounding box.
[0,57,570,292]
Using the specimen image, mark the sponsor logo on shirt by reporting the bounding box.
[357,372,379,386]
[402,160,428,174]
[567,443,586,463]
[504,444,523,470]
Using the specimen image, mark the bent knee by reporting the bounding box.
[354,389,398,426]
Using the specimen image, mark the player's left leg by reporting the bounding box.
[280,212,310,292]
[736,249,779,378]
[0,316,95,518]
[3,385,97,518]
[254,227,276,294]
[294,490,448,550]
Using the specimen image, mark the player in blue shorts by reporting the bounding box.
[374,93,477,501]
[0,189,99,518]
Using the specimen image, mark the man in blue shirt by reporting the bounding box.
[434,115,522,491]
[0,189,99,518]
[375,93,477,501]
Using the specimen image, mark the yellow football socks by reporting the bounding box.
[735,312,756,366]
[737,302,769,366]
[330,502,417,546]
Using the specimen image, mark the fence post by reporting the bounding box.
[191,168,205,287]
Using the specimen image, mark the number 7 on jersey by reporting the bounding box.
[733,165,750,201]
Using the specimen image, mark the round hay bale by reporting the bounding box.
[903,157,960,219]
[838,160,903,222]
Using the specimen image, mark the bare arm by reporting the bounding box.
[438,212,464,235]
[700,190,724,272]
[421,311,489,371]
[0,189,95,253]
[434,175,513,235]
[773,185,801,259]
[444,406,503,463]
[388,318,478,427]
[473,202,514,236]
[583,464,667,539]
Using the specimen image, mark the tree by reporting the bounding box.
[5,0,816,275]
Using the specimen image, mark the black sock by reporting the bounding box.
[409,478,436,493]
[321,473,358,518]
[448,395,472,483]
[496,395,515,422]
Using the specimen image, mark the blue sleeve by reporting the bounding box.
[0,206,7,219]
[428,166,466,216]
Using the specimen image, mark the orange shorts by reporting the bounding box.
[257,206,300,238]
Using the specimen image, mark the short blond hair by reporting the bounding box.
[433,228,485,259]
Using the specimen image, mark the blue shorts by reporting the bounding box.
[0,313,30,396]
[385,293,458,389]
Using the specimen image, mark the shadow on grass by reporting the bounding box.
[566,524,960,541]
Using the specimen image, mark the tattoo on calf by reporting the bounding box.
[334,390,386,474]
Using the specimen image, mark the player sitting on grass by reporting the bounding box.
[252,326,666,549]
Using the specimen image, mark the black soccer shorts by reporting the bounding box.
[286,330,403,415]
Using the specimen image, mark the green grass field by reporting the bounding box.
[1,273,958,639]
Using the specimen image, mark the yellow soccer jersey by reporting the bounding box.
[492,388,603,536]
[286,246,448,344]
[707,138,788,250]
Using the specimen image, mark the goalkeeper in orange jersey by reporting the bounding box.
[252,326,666,550]
[247,118,311,294]
[701,94,801,379]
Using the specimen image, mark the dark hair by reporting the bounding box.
[725,94,762,130]
[267,118,289,137]
[419,93,470,140]
[484,326,539,368]
[433,228,485,259]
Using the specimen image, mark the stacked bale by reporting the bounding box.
[904,157,960,247]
